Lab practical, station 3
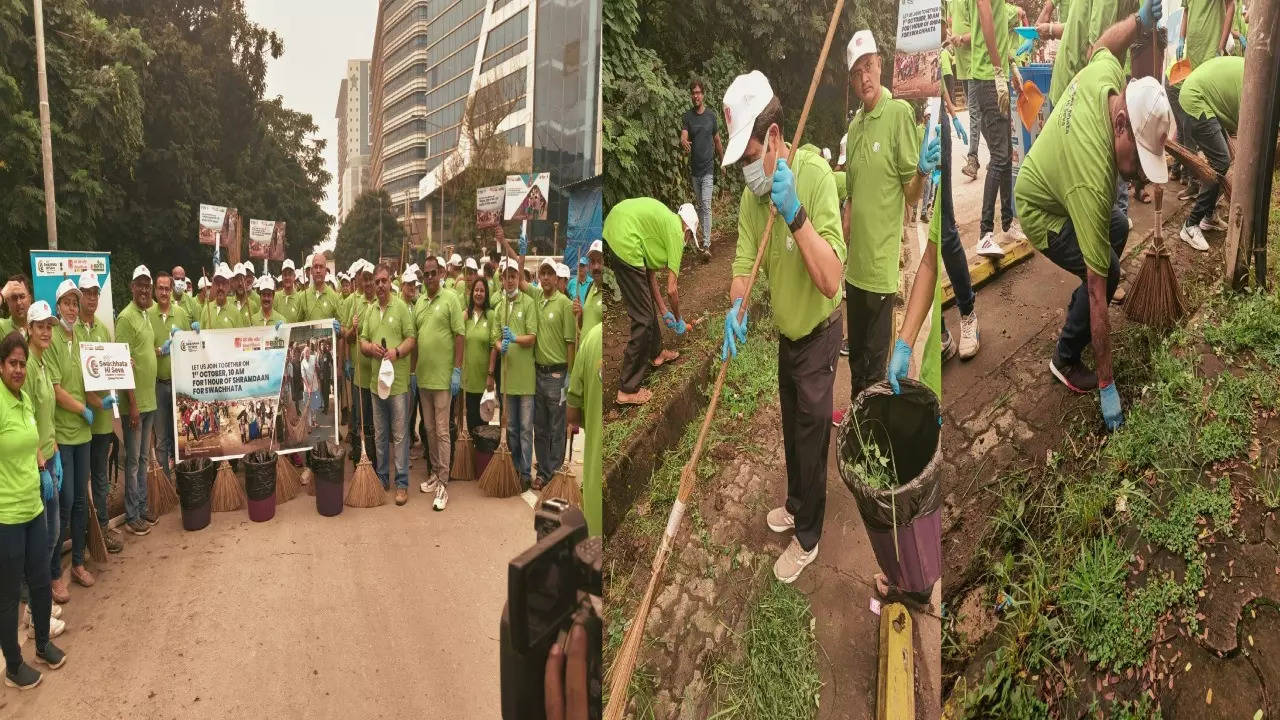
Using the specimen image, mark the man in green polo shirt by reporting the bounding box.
[275,259,303,322]
[721,69,846,583]
[199,264,245,330]
[574,240,604,334]
[360,262,417,506]
[949,0,986,178]
[0,274,32,337]
[343,260,378,470]
[839,30,940,422]
[413,257,464,508]
[1177,55,1242,251]
[147,270,190,495]
[495,256,539,490]
[1180,0,1235,70]
[969,0,1028,254]
[1014,5,1170,432]
[531,259,576,490]
[601,197,697,406]
[248,276,286,326]
[74,270,120,545]
[115,265,159,536]
[568,321,601,536]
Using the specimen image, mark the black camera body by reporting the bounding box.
[500,499,602,720]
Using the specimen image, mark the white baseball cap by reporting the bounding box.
[214,263,233,281]
[281,259,295,272]
[402,268,419,284]
[589,239,603,256]
[677,202,700,240]
[232,262,246,277]
[838,133,848,164]
[556,263,570,280]
[407,263,420,274]
[329,276,339,289]
[1125,77,1173,185]
[27,300,53,324]
[500,257,521,272]
[465,257,478,271]
[198,276,209,290]
[846,29,878,71]
[721,70,775,167]
[56,279,80,301]
[76,270,100,291]
[304,253,314,267]
[347,260,362,277]
[538,257,557,271]
[435,256,445,269]
[449,253,463,267]
[132,265,151,281]
[360,259,375,275]
[377,358,395,400]
[256,275,276,292]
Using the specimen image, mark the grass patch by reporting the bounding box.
[1203,289,1280,366]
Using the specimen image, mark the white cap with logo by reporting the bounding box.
[198,276,209,289]
[465,257,478,271]
[256,275,276,292]
[56,279,80,301]
[449,253,463,267]
[556,263,570,280]
[846,29,878,71]
[132,265,152,281]
[1125,76,1173,184]
[721,70,776,166]
[214,262,234,281]
[589,239,603,255]
[27,301,53,324]
[402,268,419,284]
[77,270,100,291]
[281,259,295,272]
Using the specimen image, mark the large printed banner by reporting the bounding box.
[505,173,550,221]
[29,250,116,335]
[893,0,943,99]
[171,321,339,462]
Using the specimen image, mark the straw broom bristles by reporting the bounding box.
[211,460,246,512]
[345,428,385,507]
[450,400,475,481]
[541,433,580,507]
[1166,140,1231,201]
[85,495,108,563]
[147,449,179,517]
[275,453,302,503]
[478,291,522,498]
[1126,187,1185,327]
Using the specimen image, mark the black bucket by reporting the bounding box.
[837,380,943,595]
[175,458,214,531]
[308,441,347,517]
[244,450,278,522]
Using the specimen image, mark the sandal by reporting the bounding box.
[650,349,681,367]
[616,388,653,406]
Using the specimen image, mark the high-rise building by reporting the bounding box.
[370,0,536,244]
[336,59,372,224]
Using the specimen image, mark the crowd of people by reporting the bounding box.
[0,229,604,691]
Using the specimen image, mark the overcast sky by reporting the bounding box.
[243,1,377,240]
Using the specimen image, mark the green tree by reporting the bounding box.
[334,189,406,271]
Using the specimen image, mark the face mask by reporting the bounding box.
[741,129,775,197]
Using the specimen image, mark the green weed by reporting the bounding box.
[1256,458,1280,509]
[1196,419,1247,463]
[1203,289,1280,366]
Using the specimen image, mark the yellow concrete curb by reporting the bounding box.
[941,237,1036,307]
[878,602,915,720]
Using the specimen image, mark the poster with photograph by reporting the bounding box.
[892,0,943,99]
[504,173,550,221]
[249,219,287,261]
[198,204,228,246]
[171,321,338,462]
[476,185,504,228]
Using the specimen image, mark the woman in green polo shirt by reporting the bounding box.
[0,331,67,689]
[24,303,68,613]
[462,276,498,433]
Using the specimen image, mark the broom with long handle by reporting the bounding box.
[85,494,108,563]
[604,0,845,714]
[541,432,580,507]
[346,331,386,507]
[1166,140,1232,201]
[478,254,524,498]
[450,391,475,481]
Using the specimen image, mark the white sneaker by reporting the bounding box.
[23,605,61,626]
[1179,224,1210,251]
[976,233,1005,259]
[766,506,795,533]
[1004,220,1027,242]
[773,538,819,583]
[1127,217,1133,231]
[27,615,65,640]
[433,485,448,511]
[420,476,438,494]
[959,312,980,359]
[1199,215,1227,233]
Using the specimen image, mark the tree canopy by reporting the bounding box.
[334,189,406,273]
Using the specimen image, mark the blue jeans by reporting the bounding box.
[1186,115,1230,226]
[973,80,1014,235]
[44,481,61,582]
[57,441,89,569]
[371,391,408,489]
[505,395,535,485]
[534,367,568,484]
[90,432,113,527]
[153,380,174,483]
[123,410,155,523]
[966,79,985,160]
[1040,207,1130,366]
[692,173,713,248]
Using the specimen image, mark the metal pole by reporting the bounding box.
[33,0,58,249]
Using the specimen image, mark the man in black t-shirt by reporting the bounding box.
[680,79,722,258]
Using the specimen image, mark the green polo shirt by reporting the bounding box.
[603,197,685,274]
[116,301,158,414]
[1085,0,1139,75]
[276,290,303,322]
[968,0,1006,80]
[1015,49,1123,277]
[1049,0,1097,104]
[199,300,244,330]
[1186,0,1228,69]
[361,295,417,396]
[299,285,342,322]
[147,303,191,381]
[249,308,287,327]
[48,322,90,446]
[734,144,845,341]
[0,317,14,338]
[351,294,376,389]
[413,289,464,391]
[0,386,42,525]
[75,320,116,435]
[1181,56,1244,134]
[495,291,539,396]
[952,0,974,80]
[23,349,56,462]
[461,309,496,394]
[569,322,602,536]
[233,295,256,324]
[845,88,919,294]
[581,283,602,334]
[175,293,199,322]
[534,290,576,366]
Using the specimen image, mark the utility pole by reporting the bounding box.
[33,0,58,249]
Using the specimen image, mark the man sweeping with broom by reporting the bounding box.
[1013,0,1173,431]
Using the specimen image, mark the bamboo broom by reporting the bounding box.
[211,460,245,512]
[603,1,845,714]
[275,452,302,503]
[478,251,524,498]
[146,441,179,517]
[450,394,475,481]
[85,494,108,563]
[345,408,386,507]
[1166,140,1232,201]
[540,431,580,508]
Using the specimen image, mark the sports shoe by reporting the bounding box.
[1004,220,1027,242]
[831,408,846,427]
[959,312,980,359]
[144,511,158,526]
[125,519,150,536]
[21,604,61,628]
[1199,215,1227,233]
[1178,184,1199,201]
[4,663,41,690]
[976,233,1005,259]
[420,476,438,495]
[1179,224,1209,251]
[35,640,66,670]
[766,507,795,533]
[839,339,850,357]
[103,527,123,554]
[1127,217,1133,231]
[433,485,448,511]
[1049,358,1098,393]
[70,566,94,588]
[962,155,979,179]
[941,330,958,362]
[28,615,66,640]
[395,488,408,506]
[773,538,819,583]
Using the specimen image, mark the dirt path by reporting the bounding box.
[2,462,535,720]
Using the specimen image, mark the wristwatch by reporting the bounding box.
[787,205,808,234]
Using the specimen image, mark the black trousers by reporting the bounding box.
[465,391,484,432]
[607,245,659,394]
[844,283,895,403]
[1,511,53,672]
[1041,207,1130,366]
[780,312,842,551]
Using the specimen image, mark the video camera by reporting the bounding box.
[500,499,602,719]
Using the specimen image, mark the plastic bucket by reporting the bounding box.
[308,441,347,517]
[837,380,943,595]
[175,458,214,532]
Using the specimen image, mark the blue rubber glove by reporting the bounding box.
[770,158,801,225]
[502,326,516,345]
[501,335,512,354]
[518,231,529,256]
[672,318,687,336]
[169,326,180,338]
[332,320,342,335]
[662,311,676,329]
[887,338,912,395]
[40,468,55,503]
[1017,38,1034,58]
[80,406,94,425]
[275,320,283,331]
[344,360,353,380]
[721,298,749,361]
[1239,34,1247,50]
[1176,36,1185,59]
[918,134,942,176]
[159,338,172,356]
[1137,0,1161,31]
[952,115,969,145]
[191,321,201,334]
[1100,383,1124,431]
[51,451,63,491]
[450,367,462,397]
[101,394,116,410]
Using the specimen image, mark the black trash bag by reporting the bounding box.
[176,458,214,510]
[308,441,347,485]
[472,425,501,454]
[243,450,277,501]
[836,379,943,531]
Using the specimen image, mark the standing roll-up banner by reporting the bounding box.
[29,250,115,335]
[893,0,943,99]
